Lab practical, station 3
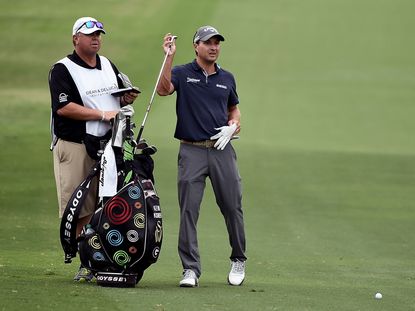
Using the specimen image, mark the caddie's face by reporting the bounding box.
[194,37,221,63]
[74,31,102,55]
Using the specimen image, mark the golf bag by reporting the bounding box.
[60,106,162,287]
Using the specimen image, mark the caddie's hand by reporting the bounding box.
[163,33,176,56]
[210,123,237,150]
[101,110,119,122]
[123,91,139,105]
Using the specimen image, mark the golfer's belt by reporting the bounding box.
[181,139,217,148]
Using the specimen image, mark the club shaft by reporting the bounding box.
[136,37,176,142]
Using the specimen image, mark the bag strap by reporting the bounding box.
[60,161,100,263]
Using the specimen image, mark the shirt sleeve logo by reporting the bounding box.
[59,93,68,103]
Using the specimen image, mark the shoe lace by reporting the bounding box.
[231,261,245,273]
[183,269,195,278]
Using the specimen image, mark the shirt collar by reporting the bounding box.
[68,51,102,70]
[191,59,221,74]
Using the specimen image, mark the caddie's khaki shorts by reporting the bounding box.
[53,139,97,218]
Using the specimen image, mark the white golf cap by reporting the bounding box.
[72,17,106,35]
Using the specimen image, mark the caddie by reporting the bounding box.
[48,16,139,282]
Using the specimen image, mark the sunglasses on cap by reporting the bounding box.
[75,21,104,34]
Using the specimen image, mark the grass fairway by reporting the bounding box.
[1,0,415,310]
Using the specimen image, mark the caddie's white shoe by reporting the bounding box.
[228,260,245,286]
[179,269,199,287]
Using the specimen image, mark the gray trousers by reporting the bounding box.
[177,142,246,277]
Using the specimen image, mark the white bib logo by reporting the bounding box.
[59,93,68,103]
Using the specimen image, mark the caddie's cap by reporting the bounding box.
[72,17,106,35]
[193,25,225,43]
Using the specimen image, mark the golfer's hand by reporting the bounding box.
[229,119,241,134]
[163,33,176,56]
[210,123,237,150]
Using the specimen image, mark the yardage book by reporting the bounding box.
[111,86,141,97]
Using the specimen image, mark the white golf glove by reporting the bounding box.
[210,123,237,150]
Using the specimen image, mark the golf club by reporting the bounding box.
[135,35,178,143]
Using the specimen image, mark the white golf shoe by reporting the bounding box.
[179,269,199,287]
[228,260,245,286]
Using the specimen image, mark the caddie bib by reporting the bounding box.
[58,56,119,136]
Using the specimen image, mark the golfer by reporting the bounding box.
[157,26,247,287]
[48,16,139,282]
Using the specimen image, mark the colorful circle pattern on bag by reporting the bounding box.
[105,196,132,225]
[106,229,123,246]
[88,235,101,249]
[126,229,139,242]
[113,250,130,266]
[128,185,141,199]
[134,213,145,229]
[93,252,106,261]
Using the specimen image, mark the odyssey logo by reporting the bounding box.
[96,275,127,282]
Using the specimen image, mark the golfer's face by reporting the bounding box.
[75,31,102,54]
[196,37,221,62]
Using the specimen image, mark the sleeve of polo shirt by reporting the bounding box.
[48,63,77,113]
[228,73,239,106]
[171,66,180,92]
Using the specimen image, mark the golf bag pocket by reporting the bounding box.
[84,131,112,160]
[78,231,114,272]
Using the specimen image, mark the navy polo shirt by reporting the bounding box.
[171,60,239,141]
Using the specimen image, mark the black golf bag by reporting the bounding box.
[60,107,162,287]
